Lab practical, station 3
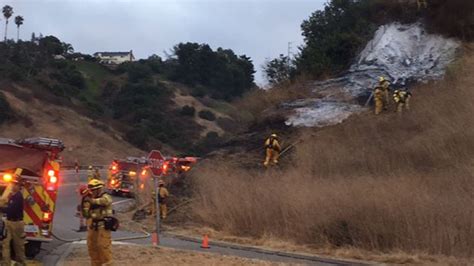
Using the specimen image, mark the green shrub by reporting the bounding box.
[216,117,240,132]
[198,110,216,121]
[125,127,149,150]
[191,131,222,155]
[180,105,196,116]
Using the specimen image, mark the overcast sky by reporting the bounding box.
[4,0,325,84]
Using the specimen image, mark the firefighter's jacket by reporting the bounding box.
[82,193,113,221]
[380,80,391,91]
[393,90,411,103]
[265,138,281,152]
[374,87,384,100]
[159,187,169,204]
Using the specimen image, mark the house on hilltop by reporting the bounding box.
[93,50,135,65]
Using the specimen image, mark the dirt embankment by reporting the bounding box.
[0,86,144,165]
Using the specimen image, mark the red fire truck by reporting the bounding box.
[107,157,147,197]
[0,137,64,258]
[107,151,199,197]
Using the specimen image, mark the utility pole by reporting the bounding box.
[287,42,292,64]
[287,42,292,79]
[153,173,161,245]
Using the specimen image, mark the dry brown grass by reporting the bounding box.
[233,77,312,124]
[190,46,474,260]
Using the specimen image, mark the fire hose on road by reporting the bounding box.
[52,229,151,243]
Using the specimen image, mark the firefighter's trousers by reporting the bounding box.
[396,97,411,113]
[264,148,280,167]
[374,97,383,115]
[382,90,390,109]
[2,220,26,266]
[160,203,167,219]
[87,224,112,266]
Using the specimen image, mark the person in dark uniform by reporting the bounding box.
[0,179,26,266]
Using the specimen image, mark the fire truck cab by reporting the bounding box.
[0,137,64,258]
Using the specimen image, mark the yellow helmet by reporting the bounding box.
[88,179,104,190]
[271,133,278,138]
[379,76,385,82]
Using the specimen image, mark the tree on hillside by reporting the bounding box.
[14,15,23,42]
[62,43,74,55]
[39,36,64,55]
[296,0,376,78]
[263,54,295,85]
[170,42,255,100]
[2,5,14,41]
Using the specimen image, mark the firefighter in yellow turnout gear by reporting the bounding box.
[373,86,384,115]
[417,0,428,9]
[264,134,281,167]
[393,89,412,113]
[87,165,94,181]
[158,180,169,219]
[379,76,391,109]
[82,179,113,266]
[151,180,169,219]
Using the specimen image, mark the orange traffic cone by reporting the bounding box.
[200,234,210,249]
[152,232,160,246]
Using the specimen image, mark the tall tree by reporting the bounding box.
[263,54,295,85]
[14,15,23,42]
[2,5,14,42]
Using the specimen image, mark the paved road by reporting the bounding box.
[38,170,357,265]
[38,170,145,264]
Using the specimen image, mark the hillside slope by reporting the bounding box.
[190,45,474,260]
[0,86,144,165]
[294,44,474,178]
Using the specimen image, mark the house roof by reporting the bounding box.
[94,51,132,57]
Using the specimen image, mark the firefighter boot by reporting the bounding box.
[272,151,280,165]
